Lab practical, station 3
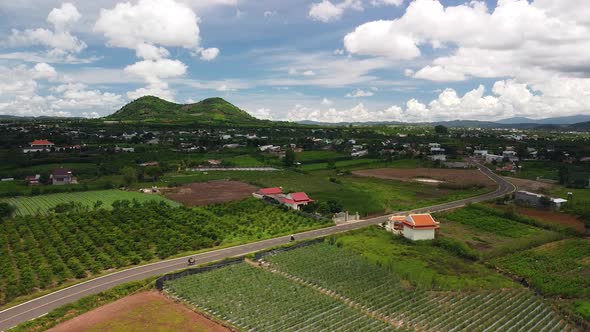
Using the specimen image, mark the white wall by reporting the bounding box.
[403,226,435,241]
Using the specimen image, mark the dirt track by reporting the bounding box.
[164,180,258,206]
[502,177,556,192]
[47,291,230,332]
[353,168,495,188]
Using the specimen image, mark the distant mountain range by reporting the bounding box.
[496,114,590,125]
[298,115,590,130]
[1,98,589,130]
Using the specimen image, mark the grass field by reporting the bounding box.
[1,190,179,216]
[165,237,570,332]
[333,227,514,290]
[438,205,564,258]
[166,168,491,216]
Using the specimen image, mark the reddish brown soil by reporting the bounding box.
[352,168,495,188]
[515,207,586,233]
[163,180,258,206]
[48,291,231,332]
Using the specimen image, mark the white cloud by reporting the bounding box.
[321,97,333,106]
[309,0,362,22]
[95,0,201,51]
[7,3,86,59]
[345,89,374,98]
[302,70,316,76]
[32,62,57,80]
[249,108,273,120]
[82,112,100,119]
[94,0,220,100]
[344,0,590,81]
[47,3,81,31]
[216,84,236,92]
[370,0,404,6]
[124,59,187,100]
[200,47,220,61]
[135,43,170,60]
[0,64,123,117]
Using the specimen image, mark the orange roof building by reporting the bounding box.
[387,213,439,241]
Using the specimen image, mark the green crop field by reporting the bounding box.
[491,239,590,299]
[1,190,179,216]
[165,239,570,332]
[166,264,402,332]
[438,205,564,258]
[0,198,329,306]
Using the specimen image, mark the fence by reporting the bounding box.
[155,257,244,290]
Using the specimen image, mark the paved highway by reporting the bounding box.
[0,161,515,331]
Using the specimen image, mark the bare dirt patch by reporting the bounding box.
[163,180,258,206]
[503,177,556,193]
[353,168,495,188]
[515,207,586,234]
[48,291,231,332]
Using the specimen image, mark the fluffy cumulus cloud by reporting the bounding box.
[344,0,590,81]
[95,0,219,100]
[309,0,363,22]
[7,2,86,60]
[0,63,123,117]
[336,0,590,121]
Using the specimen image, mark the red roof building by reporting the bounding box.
[30,139,55,147]
[258,187,283,196]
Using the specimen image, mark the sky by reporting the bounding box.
[1,0,589,122]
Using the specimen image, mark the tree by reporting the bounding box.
[434,125,449,135]
[0,202,15,219]
[558,165,570,185]
[121,166,137,186]
[284,148,296,167]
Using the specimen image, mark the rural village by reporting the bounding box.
[1,1,590,331]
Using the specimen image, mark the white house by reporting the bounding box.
[387,214,439,241]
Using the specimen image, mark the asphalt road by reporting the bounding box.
[0,161,515,331]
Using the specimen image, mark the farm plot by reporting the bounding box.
[265,242,572,332]
[162,180,258,206]
[0,198,329,306]
[439,205,564,258]
[1,190,179,216]
[165,263,403,332]
[47,291,230,332]
[491,239,590,299]
[352,168,495,188]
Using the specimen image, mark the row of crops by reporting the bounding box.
[165,241,572,332]
[165,264,406,332]
[265,243,572,332]
[0,189,179,216]
[0,198,329,305]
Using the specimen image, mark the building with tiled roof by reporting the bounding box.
[387,213,439,241]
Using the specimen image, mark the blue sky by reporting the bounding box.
[1,0,589,122]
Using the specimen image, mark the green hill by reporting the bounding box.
[105,96,258,123]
